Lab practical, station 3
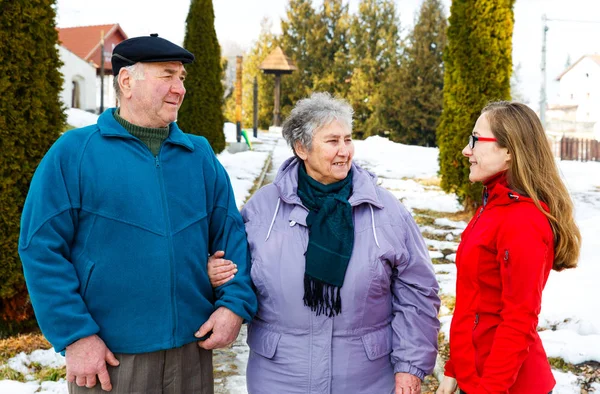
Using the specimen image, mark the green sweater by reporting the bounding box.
[113,109,169,156]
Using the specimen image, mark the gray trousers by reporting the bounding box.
[68,342,213,394]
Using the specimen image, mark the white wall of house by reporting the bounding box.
[97,75,118,113]
[58,46,97,113]
[557,57,600,123]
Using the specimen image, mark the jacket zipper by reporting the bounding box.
[155,155,178,346]
[469,187,487,334]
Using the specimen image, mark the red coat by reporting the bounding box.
[444,173,556,393]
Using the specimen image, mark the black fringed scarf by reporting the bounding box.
[297,163,354,317]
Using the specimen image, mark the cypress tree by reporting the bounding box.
[347,0,401,138]
[179,0,225,153]
[0,0,65,334]
[310,0,351,97]
[280,0,318,118]
[382,0,447,147]
[437,0,514,209]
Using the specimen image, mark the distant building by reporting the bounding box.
[547,54,600,136]
[57,24,128,113]
[58,45,96,112]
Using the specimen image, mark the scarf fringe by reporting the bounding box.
[303,274,342,317]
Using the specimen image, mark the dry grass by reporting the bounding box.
[413,208,471,223]
[33,365,66,382]
[0,332,50,364]
[422,374,440,393]
[432,258,454,265]
[0,365,25,381]
[413,177,441,188]
[0,333,65,383]
[422,231,451,242]
[440,294,456,315]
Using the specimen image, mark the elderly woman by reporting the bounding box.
[208,92,440,394]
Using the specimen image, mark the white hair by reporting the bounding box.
[113,63,146,99]
[282,92,353,157]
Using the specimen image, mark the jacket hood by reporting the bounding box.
[273,157,384,209]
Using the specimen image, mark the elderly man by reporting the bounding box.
[19,34,257,393]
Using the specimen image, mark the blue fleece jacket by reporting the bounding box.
[19,108,257,354]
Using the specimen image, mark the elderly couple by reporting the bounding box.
[21,35,577,394]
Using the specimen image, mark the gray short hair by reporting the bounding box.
[282,92,353,156]
[113,63,145,99]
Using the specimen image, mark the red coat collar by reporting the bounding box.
[482,171,549,213]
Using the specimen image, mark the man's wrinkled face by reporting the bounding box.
[127,62,187,128]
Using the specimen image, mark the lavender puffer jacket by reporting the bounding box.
[242,157,440,394]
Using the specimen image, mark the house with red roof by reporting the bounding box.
[57,24,128,113]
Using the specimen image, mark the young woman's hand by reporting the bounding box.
[207,251,237,287]
[436,376,458,394]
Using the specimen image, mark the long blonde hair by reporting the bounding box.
[482,101,581,271]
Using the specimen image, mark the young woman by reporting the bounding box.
[437,101,581,394]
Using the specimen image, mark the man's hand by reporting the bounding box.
[65,334,119,391]
[207,251,237,288]
[195,307,243,350]
[436,376,458,394]
[395,372,421,394]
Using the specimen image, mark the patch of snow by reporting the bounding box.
[28,349,65,369]
[419,226,463,237]
[551,370,580,393]
[424,239,459,253]
[433,264,456,275]
[0,380,40,394]
[380,178,462,213]
[429,251,444,259]
[434,218,468,230]
[65,108,98,128]
[7,353,31,376]
[539,329,600,365]
[354,136,439,179]
[223,122,261,144]
[39,380,68,394]
[440,315,452,340]
[217,150,269,209]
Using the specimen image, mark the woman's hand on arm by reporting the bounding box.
[436,376,458,394]
[207,250,237,288]
[395,372,421,394]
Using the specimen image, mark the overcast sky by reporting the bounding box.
[56,0,600,110]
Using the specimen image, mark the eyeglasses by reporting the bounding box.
[468,134,497,149]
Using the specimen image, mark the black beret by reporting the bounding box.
[111,33,195,76]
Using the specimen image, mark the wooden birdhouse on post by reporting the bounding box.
[259,46,297,127]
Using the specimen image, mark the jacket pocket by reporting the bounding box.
[80,259,96,298]
[247,323,281,359]
[361,325,392,361]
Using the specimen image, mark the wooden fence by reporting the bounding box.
[549,137,600,162]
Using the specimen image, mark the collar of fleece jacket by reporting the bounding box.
[482,172,550,213]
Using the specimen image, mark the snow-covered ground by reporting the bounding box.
[64,108,99,129]
[2,113,598,393]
